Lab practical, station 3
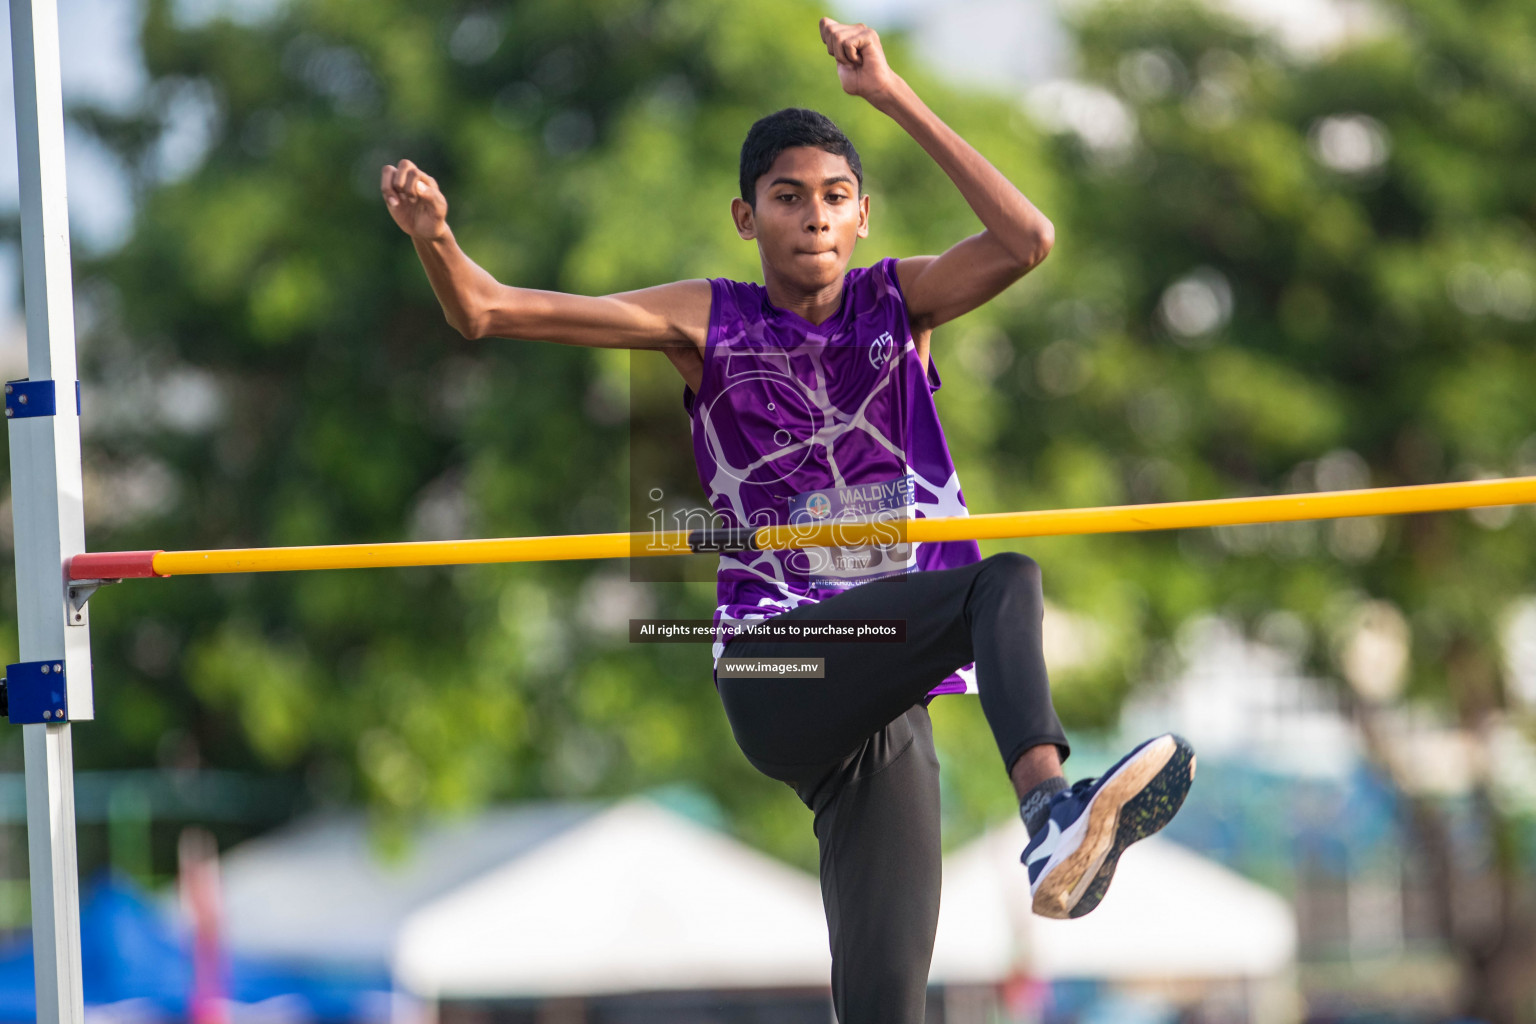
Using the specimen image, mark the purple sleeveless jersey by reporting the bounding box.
[682,257,982,699]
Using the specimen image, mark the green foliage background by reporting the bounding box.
[2,0,1533,889]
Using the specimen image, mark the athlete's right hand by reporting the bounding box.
[381,159,449,240]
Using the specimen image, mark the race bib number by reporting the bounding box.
[787,472,915,587]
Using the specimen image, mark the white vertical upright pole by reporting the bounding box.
[7,0,92,1021]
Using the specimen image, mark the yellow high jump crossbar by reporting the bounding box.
[67,475,1536,581]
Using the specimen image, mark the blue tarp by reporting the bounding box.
[0,872,391,1022]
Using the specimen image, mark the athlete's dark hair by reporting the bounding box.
[739,107,863,207]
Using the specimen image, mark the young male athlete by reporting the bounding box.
[383,17,1194,1023]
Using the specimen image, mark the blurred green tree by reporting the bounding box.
[1011,0,1536,1017]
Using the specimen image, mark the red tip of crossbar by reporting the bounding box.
[69,551,165,580]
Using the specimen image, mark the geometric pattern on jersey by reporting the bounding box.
[682,257,982,699]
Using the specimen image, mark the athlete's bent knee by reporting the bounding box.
[983,550,1042,591]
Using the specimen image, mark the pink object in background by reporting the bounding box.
[179,827,231,1024]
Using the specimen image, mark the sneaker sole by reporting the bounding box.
[1031,735,1196,920]
[1066,737,1196,919]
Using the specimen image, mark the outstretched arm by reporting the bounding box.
[381,160,709,351]
[819,19,1054,331]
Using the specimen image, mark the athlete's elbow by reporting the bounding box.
[451,295,501,340]
[998,219,1053,279]
[1019,219,1054,272]
[1034,219,1056,262]
[447,308,483,340]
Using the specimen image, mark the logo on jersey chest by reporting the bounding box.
[868,331,895,368]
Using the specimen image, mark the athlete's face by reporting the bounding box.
[732,146,869,292]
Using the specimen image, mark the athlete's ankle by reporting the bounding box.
[1018,776,1068,836]
[1009,743,1065,802]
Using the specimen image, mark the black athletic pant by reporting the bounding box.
[716,551,1071,1024]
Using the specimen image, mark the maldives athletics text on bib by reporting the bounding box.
[786,471,917,588]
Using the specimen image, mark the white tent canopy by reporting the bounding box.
[217,794,1294,1000]
[216,796,833,998]
[217,802,602,966]
[931,817,1297,983]
[392,799,831,998]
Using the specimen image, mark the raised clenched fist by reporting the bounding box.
[818,18,900,106]
[381,159,449,241]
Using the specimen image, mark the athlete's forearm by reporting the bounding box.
[409,231,599,343]
[411,227,502,339]
[411,229,710,349]
[874,80,1054,267]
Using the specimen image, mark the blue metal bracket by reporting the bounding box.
[4,379,56,419]
[3,660,69,723]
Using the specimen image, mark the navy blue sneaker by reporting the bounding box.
[1021,733,1196,919]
